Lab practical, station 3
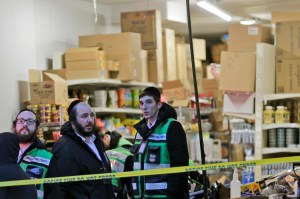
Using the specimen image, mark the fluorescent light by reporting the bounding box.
[197,0,232,22]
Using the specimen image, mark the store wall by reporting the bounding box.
[0,0,115,131]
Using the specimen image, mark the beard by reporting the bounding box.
[16,127,37,143]
[73,120,96,137]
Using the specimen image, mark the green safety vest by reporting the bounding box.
[132,118,174,199]
[106,146,133,189]
[19,148,52,199]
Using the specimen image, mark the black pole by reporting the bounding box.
[185,0,209,198]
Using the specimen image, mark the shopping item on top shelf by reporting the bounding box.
[29,70,68,105]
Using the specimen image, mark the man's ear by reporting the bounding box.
[157,102,162,109]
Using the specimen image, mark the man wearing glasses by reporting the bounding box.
[12,109,53,199]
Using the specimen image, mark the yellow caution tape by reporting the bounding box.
[0,155,298,187]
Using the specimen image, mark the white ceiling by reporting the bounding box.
[94,0,300,40]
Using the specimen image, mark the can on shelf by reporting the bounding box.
[276,128,286,148]
[286,128,299,147]
[267,129,276,148]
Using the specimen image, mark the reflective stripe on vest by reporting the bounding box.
[133,162,170,170]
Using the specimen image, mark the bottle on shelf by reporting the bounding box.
[230,167,241,198]
[263,105,274,124]
[275,106,285,123]
[284,106,290,123]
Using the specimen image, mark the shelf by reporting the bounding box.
[92,107,142,114]
[223,113,255,121]
[262,123,300,130]
[262,147,300,154]
[67,78,162,88]
[263,93,300,104]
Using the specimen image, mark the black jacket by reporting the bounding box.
[45,122,115,199]
[134,103,189,199]
[0,132,37,199]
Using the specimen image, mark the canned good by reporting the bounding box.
[276,128,286,148]
[268,129,276,147]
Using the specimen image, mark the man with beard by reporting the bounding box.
[45,100,115,199]
[12,109,53,199]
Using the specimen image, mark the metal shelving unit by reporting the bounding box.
[92,107,142,114]
[67,78,162,88]
[254,43,300,180]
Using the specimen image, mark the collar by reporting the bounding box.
[20,144,31,154]
[75,131,96,143]
[147,118,157,129]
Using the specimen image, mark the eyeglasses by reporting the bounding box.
[16,118,36,125]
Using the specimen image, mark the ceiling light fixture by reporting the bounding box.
[240,18,257,25]
[197,0,232,22]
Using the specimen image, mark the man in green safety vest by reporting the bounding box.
[102,131,134,199]
[131,87,189,199]
[12,109,53,199]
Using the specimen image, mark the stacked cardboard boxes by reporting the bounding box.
[79,32,142,81]
[64,47,108,80]
[219,24,273,114]
[273,17,300,93]
[121,10,163,83]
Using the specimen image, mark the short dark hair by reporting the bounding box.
[12,109,40,128]
[139,87,161,103]
[105,131,122,149]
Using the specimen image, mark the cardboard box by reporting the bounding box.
[211,43,227,64]
[276,21,300,57]
[228,24,273,52]
[43,69,108,80]
[65,47,103,61]
[162,80,189,101]
[140,50,148,82]
[193,38,206,60]
[163,28,177,81]
[176,43,188,80]
[202,78,219,90]
[121,10,162,50]
[65,60,106,71]
[223,92,255,114]
[65,69,108,80]
[276,59,300,93]
[147,49,163,83]
[275,47,300,60]
[219,51,256,92]
[79,33,142,81]
[272,11,300,23]
[30,70,68,105]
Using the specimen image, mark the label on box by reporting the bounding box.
[248,27,259,35]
